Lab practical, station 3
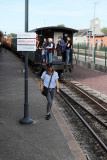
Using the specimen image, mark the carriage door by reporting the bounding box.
[54,32,63,56]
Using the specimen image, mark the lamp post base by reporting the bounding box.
[20,117,33,124]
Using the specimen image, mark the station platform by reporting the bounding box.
[65,63,107,96]
[0,49,86,160]
[73,54,107,73]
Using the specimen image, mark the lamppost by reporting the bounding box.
[92,1,100,61]
[5,31,6,53]
[88,30,92,61]
[20,0,33,124]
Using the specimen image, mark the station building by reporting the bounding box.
[88,35,107,50]
[73,18,107,49]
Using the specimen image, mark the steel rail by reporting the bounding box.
[59,89,107,151]
[59,89,107,128]
[61,79,107,114]
[85,154,91,160]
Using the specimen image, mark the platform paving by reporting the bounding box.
[73,54,107,73]
[65,63,107,95]
[0,49,86,160]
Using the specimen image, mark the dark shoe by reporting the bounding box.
[45,114,51,120]
[48,114,51,118]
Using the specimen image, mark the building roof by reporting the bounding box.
[30,26,78,33]
[74,29,89,37]
[89,34,107,37]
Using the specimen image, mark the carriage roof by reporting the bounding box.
[30,26,78,34]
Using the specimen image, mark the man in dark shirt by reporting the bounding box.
[56,36,66,56]
[56,36,66,62]
[66,36,72,64]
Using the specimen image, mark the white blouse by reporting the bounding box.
[41,71,59,88]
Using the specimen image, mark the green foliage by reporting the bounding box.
[101,27,107,34]
[7,33,16,38]
[57,24,65,27]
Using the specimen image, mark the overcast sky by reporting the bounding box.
[0,0,107,34]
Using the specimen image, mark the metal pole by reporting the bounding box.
[105,48,106,66]
[20,0,33,124]
[25,0,28,32]
[92,3,96,62]
[85,48,86,62]
[94,49,96,64]
[77,43,79,59]
[92,2,100,61]
[88,35,90,61]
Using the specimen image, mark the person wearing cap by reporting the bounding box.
[58,36,66,51]
[56,36,66,61]
[40,63,59,120]
[46,38,54,63]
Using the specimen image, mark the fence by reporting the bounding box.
[74,43,107,51]
[73,43,107,66]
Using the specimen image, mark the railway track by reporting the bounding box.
[60,78,107,113]
[58,78,107,152]
[31,63,107,153]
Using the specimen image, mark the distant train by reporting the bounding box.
[2,26,78,76]
[0,31,3,51]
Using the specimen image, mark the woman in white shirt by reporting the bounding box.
[40,63,59,120]
[46,38,54,63]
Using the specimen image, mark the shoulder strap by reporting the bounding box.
[48,74,53,89]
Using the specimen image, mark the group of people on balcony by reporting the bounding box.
[36,34,72,64]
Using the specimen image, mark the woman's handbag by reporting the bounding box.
[42,86,48,97]
[42,74,53,97]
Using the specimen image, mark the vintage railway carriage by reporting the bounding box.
[29,26,78,75]
[3,26,78,76]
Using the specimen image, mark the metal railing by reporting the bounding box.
[74,44,107,66]
[35,49,73,64]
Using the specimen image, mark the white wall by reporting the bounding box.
[73,36,88,44]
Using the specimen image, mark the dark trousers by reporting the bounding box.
[46,89,55,114]
[36,50,41,62]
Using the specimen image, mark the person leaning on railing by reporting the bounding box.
[46,38,54,63]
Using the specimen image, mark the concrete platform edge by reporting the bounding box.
[74,59,107,73]
[52,102,87,160]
